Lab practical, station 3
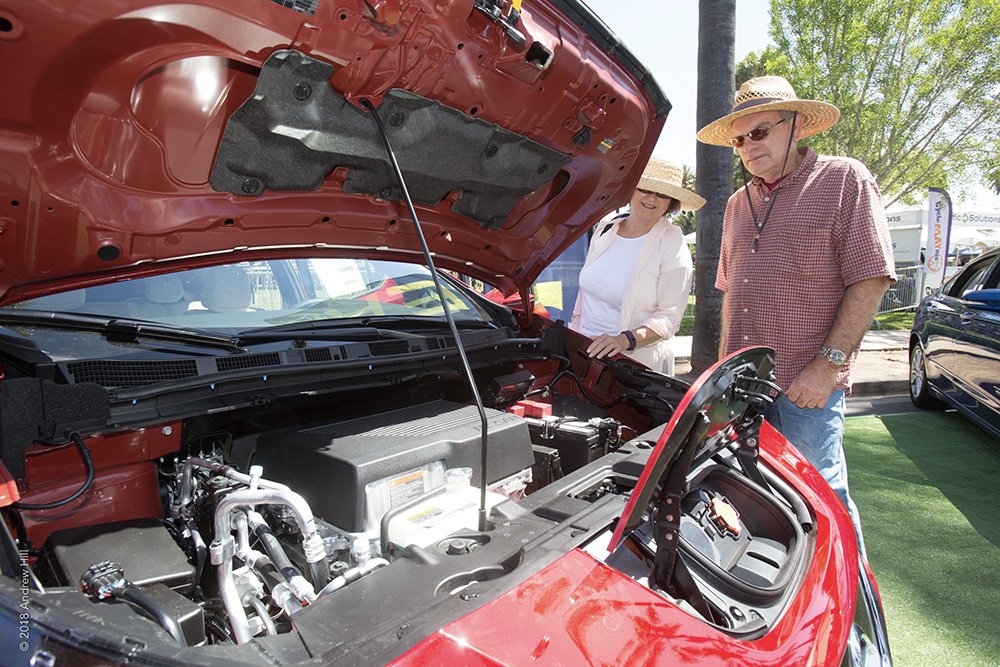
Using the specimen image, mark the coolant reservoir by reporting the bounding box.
[386,468,503,550]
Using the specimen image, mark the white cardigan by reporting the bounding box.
[570,215,693,374]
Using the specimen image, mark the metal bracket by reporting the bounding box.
[473,0,526,46]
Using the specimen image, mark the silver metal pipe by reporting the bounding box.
[234,511,252,556]
[212,489,318,641]
[271,582,304,617]
[316,558,390,600]
[213,489,318,545]
[208,478,327,629]
[178,458,290,512]
[212,539,252,644]
[244,594,277,636]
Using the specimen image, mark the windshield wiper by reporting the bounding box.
[0,309,245,353]
[237,316,494,342]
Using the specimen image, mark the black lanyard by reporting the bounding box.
[743,183,781,254]
[740,113,799,254]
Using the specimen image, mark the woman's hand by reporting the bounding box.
[586,333,631,359]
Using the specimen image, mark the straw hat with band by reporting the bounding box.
[697,76,840,147]
[635,158,706,211]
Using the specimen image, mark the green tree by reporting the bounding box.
[987,149,1000,195]
[693,0,736,372]
[672,164,698,235]
[746,0,1000,206]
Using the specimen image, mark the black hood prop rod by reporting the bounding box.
[362,98,493,531]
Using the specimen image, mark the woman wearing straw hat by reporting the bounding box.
[569,158,704,375]
[697,75,896,554]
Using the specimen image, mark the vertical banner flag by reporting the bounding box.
[923,187,953,289]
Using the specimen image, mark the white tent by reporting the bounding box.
[888,206,1000,260]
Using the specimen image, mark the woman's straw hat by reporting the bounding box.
[636,158,706,211]
[697,76,840,147]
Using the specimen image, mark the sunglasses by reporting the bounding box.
[636,188,671,200]
[728,118,787,148]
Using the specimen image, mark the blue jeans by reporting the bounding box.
[764,390,868,559]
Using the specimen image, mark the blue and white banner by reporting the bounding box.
[923,187,953,289]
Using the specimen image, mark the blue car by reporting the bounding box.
[909,247,1000,437]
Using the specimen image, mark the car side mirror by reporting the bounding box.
[964,288,1000,311]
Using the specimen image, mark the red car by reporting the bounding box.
[0,1,889,665]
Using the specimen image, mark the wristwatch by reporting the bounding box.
[819,346,847,367]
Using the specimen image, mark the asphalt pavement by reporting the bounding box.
[672,328,911,400]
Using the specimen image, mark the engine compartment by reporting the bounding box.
[1,345,814,664]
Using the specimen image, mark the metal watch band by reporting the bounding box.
[820,346,847,367]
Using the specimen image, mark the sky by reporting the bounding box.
[580,0,1000,212]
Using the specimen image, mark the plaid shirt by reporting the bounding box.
[716,148,896,392]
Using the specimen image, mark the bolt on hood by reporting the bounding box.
[0,0,668,304]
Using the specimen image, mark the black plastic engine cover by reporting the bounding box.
[41,518,195,593]
[254,400,534,533]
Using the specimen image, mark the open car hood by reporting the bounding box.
[0,0,667,304]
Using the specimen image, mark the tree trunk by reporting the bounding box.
[693,0,736,374]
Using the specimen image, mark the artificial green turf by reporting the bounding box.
[844,411,1000,667]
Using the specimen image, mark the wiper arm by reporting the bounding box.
[0,309,245,353]
[237,316,493,341]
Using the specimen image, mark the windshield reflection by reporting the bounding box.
[10,259,489,330]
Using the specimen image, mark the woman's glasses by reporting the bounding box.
[636,188,671,200]
[728,118,787,148]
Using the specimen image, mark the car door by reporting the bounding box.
[925,252,1000,418]
[953,266,1000,429]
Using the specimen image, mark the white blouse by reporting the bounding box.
[577,233,648,337]
[570,216,692,375]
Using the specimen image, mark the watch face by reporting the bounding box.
[824,347,847,366]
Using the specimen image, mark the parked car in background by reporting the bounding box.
[1,1,889,665]
[910,247,1000,437]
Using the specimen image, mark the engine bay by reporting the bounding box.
[1,343,814,664]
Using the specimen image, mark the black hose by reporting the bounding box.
[13,434,94,511]
[247,513,326,588]
[79,561,186,645]
[187,521,207,585]
[120,585,186,645]
[248,516,299,583]
[206,614,235,644]
[1,508,41,556]
[249,555,285,593]
[538,367,623,409]
[759,462,814,532]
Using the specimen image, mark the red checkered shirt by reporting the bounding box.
[715,148,896,393]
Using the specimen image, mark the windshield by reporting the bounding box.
[8,259,487,326]
[1,259,492,356]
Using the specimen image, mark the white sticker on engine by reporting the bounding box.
[388,470,426,507]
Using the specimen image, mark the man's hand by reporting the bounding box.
[784,357,839,408]
[784,276,892,409]
[586,333,631,359]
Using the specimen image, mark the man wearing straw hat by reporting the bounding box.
[697,76,895,550]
